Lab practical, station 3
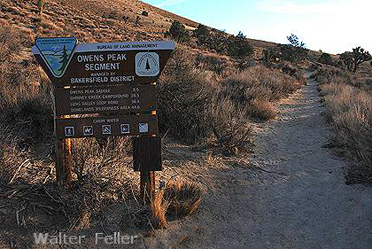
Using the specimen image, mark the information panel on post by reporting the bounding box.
[31,38,175,87]
[31,37,175,140]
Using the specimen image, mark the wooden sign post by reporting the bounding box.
[56,137,72,185]
[32,38,175,202]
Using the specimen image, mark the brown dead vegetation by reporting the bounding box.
[314,66,372,184]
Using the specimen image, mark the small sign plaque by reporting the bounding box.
[55,114,157,139]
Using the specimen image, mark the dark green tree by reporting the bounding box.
[207,29,229,54]
[351,47,371,72]
[340,47,371,72]
[228,31,253,58]
[193,24,210,45]
[58,45,69,74]
[262,48,281,64]
[318,52,333,65]
[287,33,306,48]
[340,52,353,71]
[279,33,308,63]
[168,20,190,42]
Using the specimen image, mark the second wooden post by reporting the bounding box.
[133,136,162,204]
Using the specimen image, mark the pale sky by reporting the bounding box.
[143,0,371,54]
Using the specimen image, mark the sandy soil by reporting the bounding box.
[146,73,372,249]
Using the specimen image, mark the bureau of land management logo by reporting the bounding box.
[35,37,77,77]
[135,52,160,77]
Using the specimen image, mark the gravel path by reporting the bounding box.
[149,73,372,249]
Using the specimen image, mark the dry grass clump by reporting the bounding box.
[316,67,372,184]
[221,65,301,120]
[0,26,28,63]
[150,189,169,228]
[149,181,203,229]
[163,181,203,218]
[118,181,203,230]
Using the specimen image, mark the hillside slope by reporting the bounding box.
[0,0,278,57]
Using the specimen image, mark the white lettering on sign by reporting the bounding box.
[85,63,120,71]
[107,54,127,61]
[110,76,135,83]
[77,54,127,72]
[77,55,104,62]
[93,118,120,124]
[71,77,109,84]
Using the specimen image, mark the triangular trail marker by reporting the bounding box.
[35,37,77,78]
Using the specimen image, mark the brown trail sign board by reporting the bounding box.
[32,37,175,194]
[54,84,157,116]
[31,39,174,87]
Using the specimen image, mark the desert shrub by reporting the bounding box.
[311,67,366,89]
[167,20,190,43]
[262,48,281,64]
[221,65,301,120]
[245,99,278,121]
[0,138,29,184]
[194,53,228,76]
[146,181,203,229]
[158,49,216,144]
[0,62,53,150]
[317,68,372,184]
[0,95,53,146]
[103,10,121,20]
[158,68,214,144]
[210,98,254,155]
[318,52,334,66]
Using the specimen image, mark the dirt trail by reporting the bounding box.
[149,73,372,249]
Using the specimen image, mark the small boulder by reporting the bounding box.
[141,11,149,17]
